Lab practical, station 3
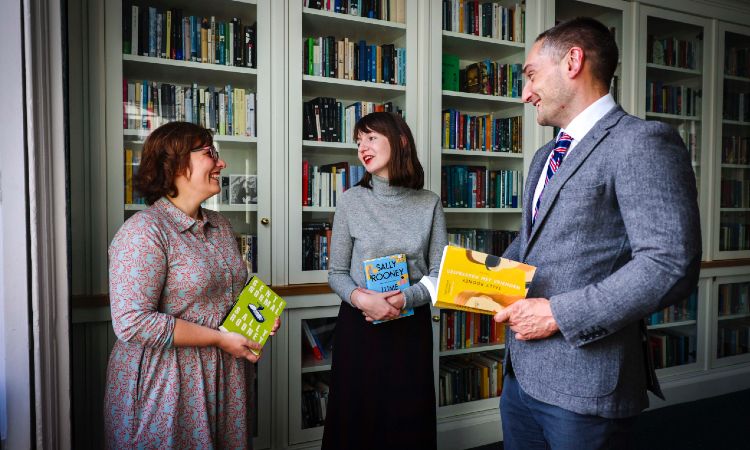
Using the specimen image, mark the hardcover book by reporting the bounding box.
[220,276,286,355]
[362,253,414,323]
[420,245,536,315]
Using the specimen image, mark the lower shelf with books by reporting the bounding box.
[289,306,338,445]
[647,289,699,370]
[438,349,504,409]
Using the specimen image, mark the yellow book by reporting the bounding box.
[125,148,134,205]
[421,245,536,315]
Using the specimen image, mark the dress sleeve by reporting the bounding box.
[109,215,176,348]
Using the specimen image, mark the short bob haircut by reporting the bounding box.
[353,112,424,190]
[134,121,214,205]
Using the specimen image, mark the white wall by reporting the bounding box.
[0,0,31,446]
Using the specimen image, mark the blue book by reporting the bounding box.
[362,253,414,323]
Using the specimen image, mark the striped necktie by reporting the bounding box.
[532,132,573,225]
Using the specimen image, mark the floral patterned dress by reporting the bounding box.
[104,198,252,449]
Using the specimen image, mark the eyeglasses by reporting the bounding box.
[191,144,219,161]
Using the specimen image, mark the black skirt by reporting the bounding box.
[321,302,437,450]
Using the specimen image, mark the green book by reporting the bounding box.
[442,54,460,91]
[219,276,286,355]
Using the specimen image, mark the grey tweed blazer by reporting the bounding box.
[503,106,702,419]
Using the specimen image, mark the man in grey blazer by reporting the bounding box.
[493,17,702,449]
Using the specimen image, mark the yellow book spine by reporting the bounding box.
[125,148,133,205]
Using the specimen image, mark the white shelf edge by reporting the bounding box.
[124,204,147,211]
[719,208,750,212]
[202,204,259,212]
[645,112,700,121]
[441,30,525,48]
[647,320,697,330]
[303,74,406,92]
[439,344,504,356]
[441,149,523,158]
[444,208,522,213]
[442,90,523,103]
[123,129,258,143]
[722,120,750,127]
[646,62,701,75]
[302,7,406,29]
[123,53,258,76]
[720,163,750,169]
[718,312,750,321]
[303,140,356,149]
[303,206,336,212]
[724,74,750,83]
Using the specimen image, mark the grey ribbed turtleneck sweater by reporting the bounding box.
[328,175,448,309]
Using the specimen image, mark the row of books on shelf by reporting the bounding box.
[441,0,525,43]
[303,0,406,23]
[441,166,521,209]
[235,233,258,274]
[441,111,521,153]
[301,372,331,429]
[123,80,256,137]
[719,221,750,252]
[647,35,700,70]
[725,46,750,78]
[302,222,332,271]
[303,97,401,143]
[442,56,523,98]
[645,82,701,116]
[124,4,256,68]
[645,292,697,326]
[718,282,750,315]
[439,351,503,407]
[717,320,750,358]
[302,161,365,207]
[649,329,697,369]
[720,178,750,209]
[439,310,505,351]
[447,228,517,258]
[722,135,750,165]
[303,37,406,86]
[723,91,750,122]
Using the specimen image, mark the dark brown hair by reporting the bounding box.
[134,121,214,205]
[353,112,424,190]
[536,17,619,89]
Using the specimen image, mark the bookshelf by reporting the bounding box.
[102,0,272,447]
[428,0,532,425]
[712,273,750,368]
[635,5,713,258]
[645,281,707,376]
[714,22,750,259]
[287,1,418,284]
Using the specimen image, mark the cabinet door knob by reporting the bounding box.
[432,315,440,322]
[260,217,270,225]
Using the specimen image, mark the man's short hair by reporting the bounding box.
[536,17,619,88]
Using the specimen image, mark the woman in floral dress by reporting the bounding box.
[104,121,279,448]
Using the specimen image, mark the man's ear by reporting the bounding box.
[566,47,584,78]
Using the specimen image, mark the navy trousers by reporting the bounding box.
[500,373,636,450]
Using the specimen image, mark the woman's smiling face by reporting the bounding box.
[357,129,392,179]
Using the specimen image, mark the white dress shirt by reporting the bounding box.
[531,94,617,218]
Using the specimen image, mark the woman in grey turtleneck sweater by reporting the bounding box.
[322,112,447,450]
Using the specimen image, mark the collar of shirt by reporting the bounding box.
[155,197,217,233]
[558,93,617,154]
